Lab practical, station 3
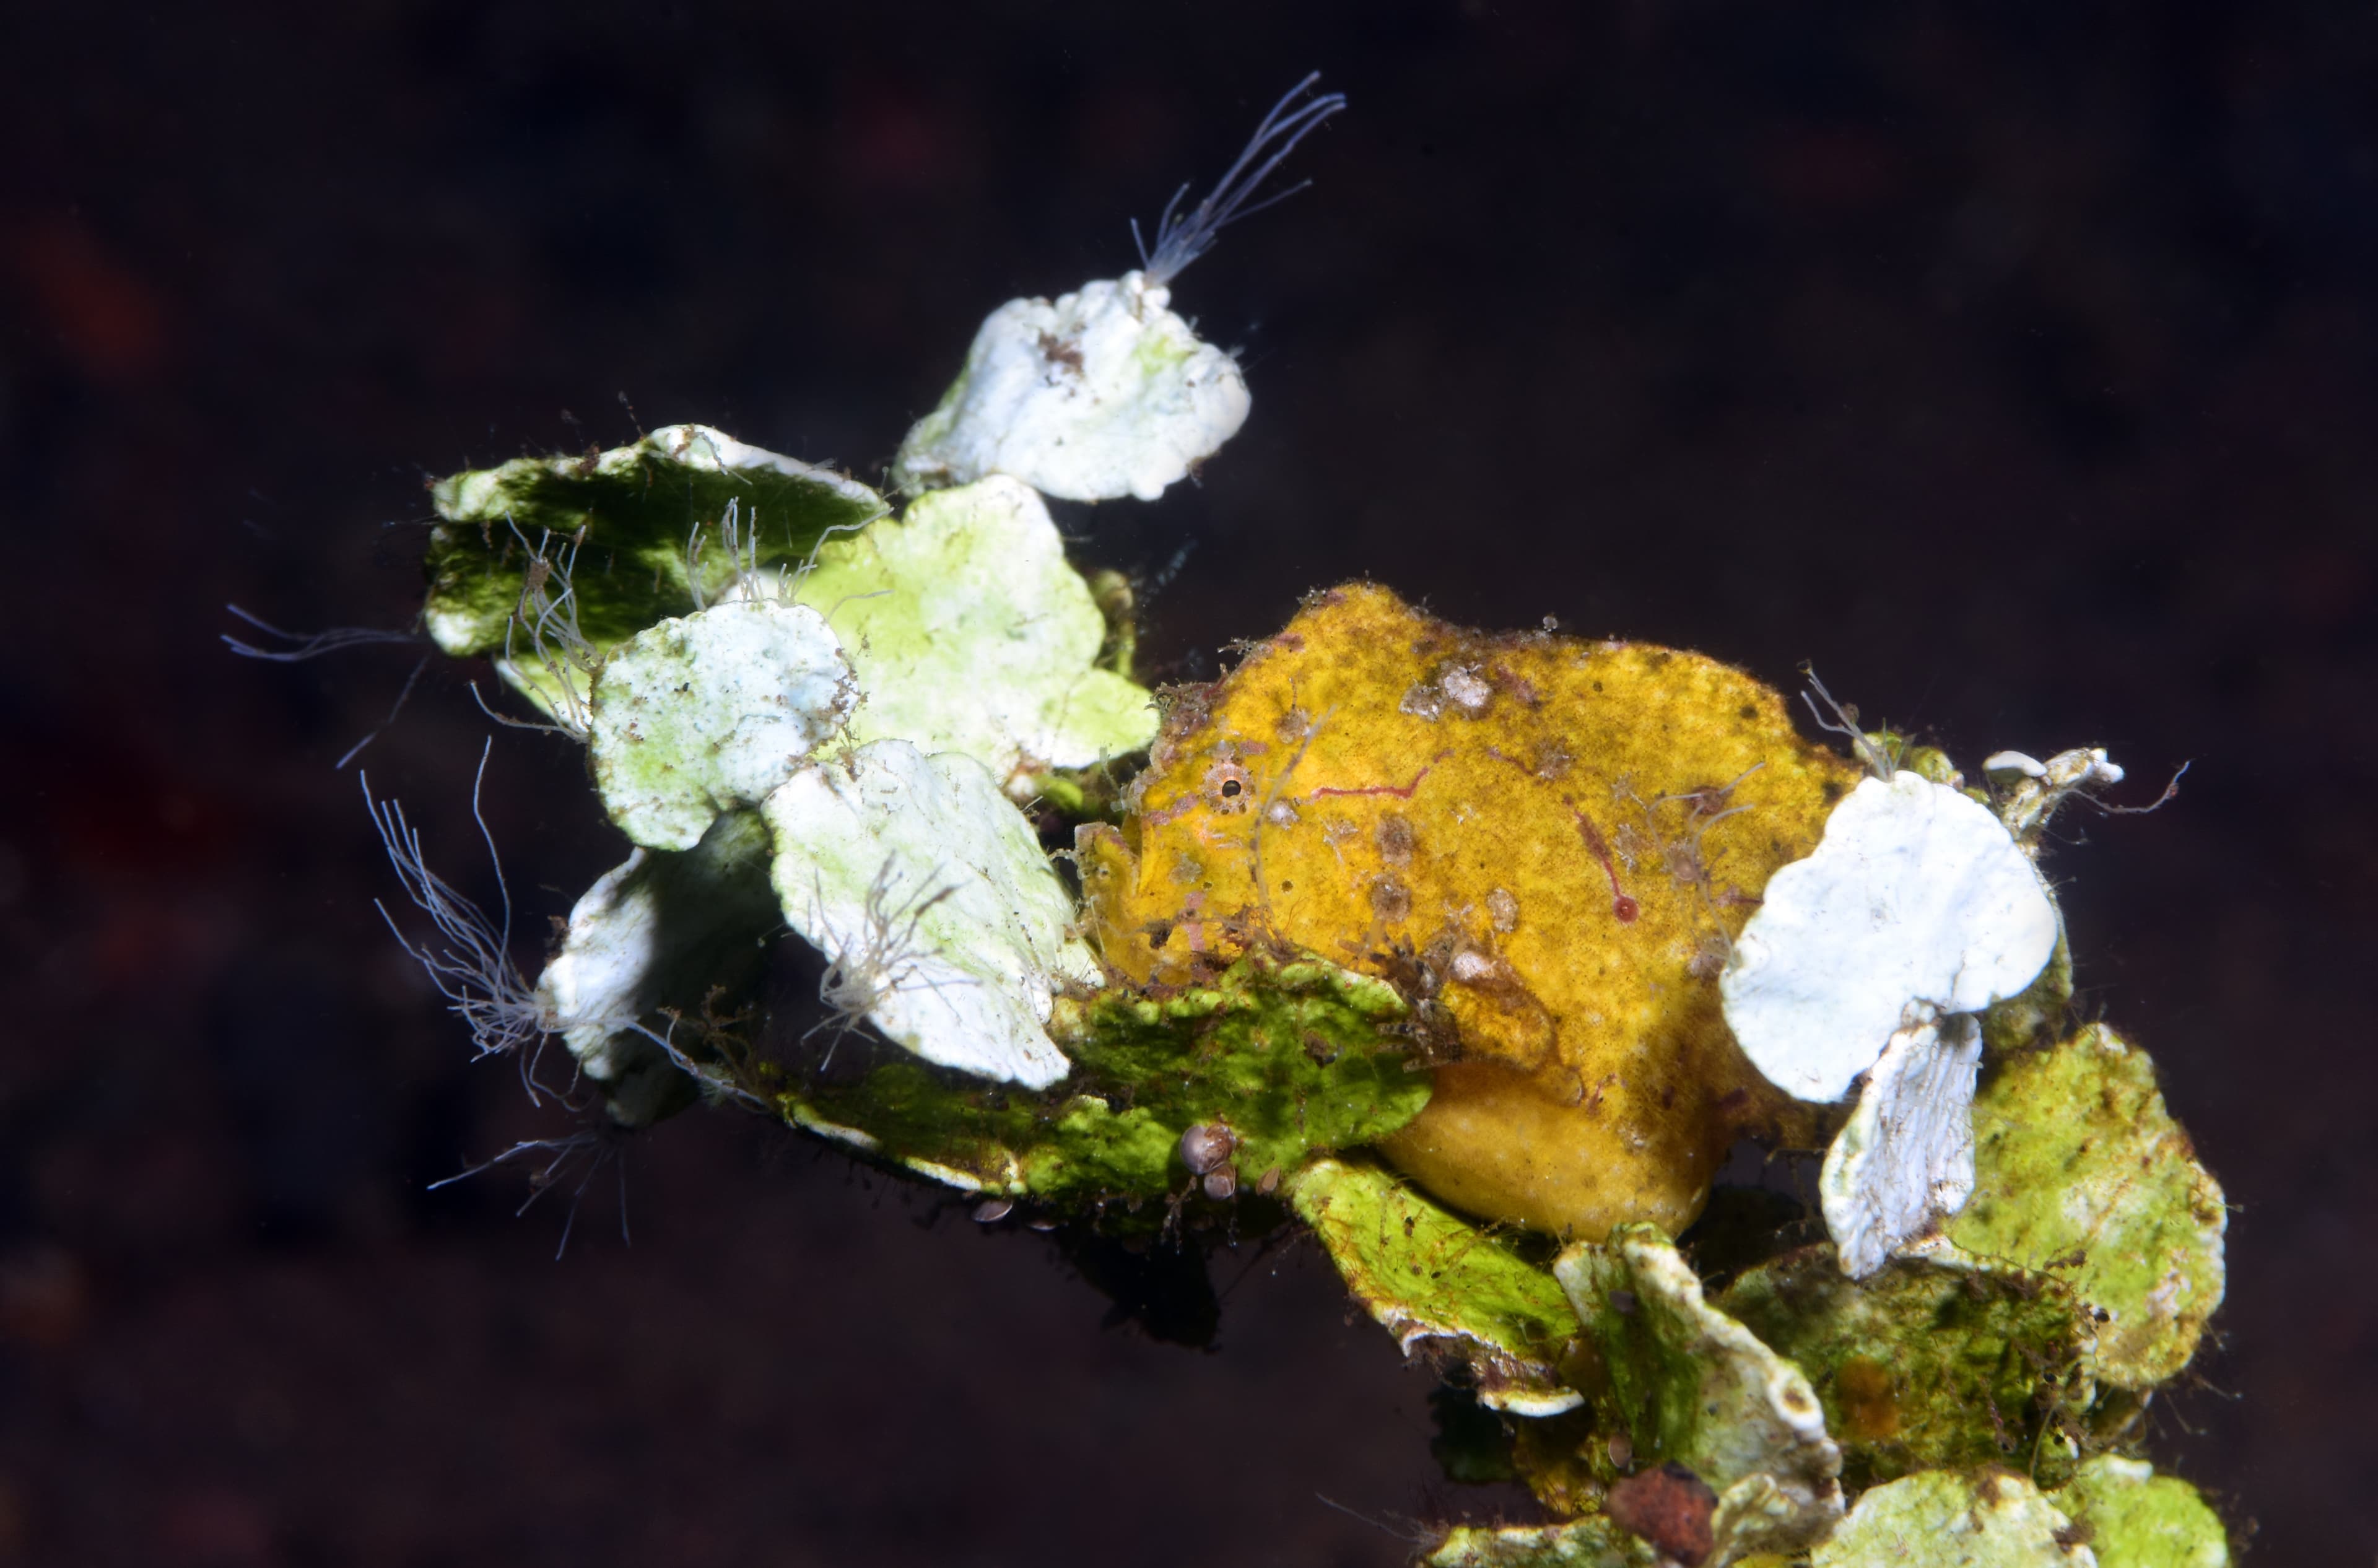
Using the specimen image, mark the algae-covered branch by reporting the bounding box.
[355,76,2229,1568]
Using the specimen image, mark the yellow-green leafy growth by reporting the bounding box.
[1292,1156,1585,1416]
[1717,1251,2093,1489]
[1945,1025,2227,1388]
[2054,1457,2229,1568]
[792,476,1157,784]
[776,956,1429,1211]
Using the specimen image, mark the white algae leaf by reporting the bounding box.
[892,272,1250,503]
[536,811,782,1123]
[1557,1224,1844,1563]
[792,476,1156,783]
[1819,1010,1985,1278]
[590,600,855,851]
[1813,1470,2096,1567]
[1722,770,2059,1104]
[762,739,1100,1089]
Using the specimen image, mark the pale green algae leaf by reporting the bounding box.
[1292,1157,1586,1416]
[424,423,886,661]
[536,809,781,1124]
[892,272,1250,503]
[1717,1247,2091,1490]
[1420,1518,1657,1568]
[589,600,854,850]
[2054,1456,2229,1568]
[791,476,1157,784]
[1812,1471,2094,1567]
[763,739,1097,1089]
[1943,1024,2226,1390]
[775,956,1431,1207]
[1556,1224,1844,1562]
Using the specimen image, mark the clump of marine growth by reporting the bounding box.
[335,76,2229,1568]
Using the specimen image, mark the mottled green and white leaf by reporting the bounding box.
[1420,1518,1657,1568]
[536,810,782,1123]
[1557,1224,1844,1562]
[590,601,853,850]
[1718,1248,2091,1489]
[424,422,884,664]
[1813,1471,2094,1567]
[763,739,1097,1089]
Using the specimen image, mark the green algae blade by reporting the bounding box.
[424,423,885,669]
[2054,1456,2228,1568]
[776,955,1429,1211]
[764,741,1096,1090]
[1946,1025,2226,1389]
[1293,1156,1585,1416]
[1717,1250,2092,1490]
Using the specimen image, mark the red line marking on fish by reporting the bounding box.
[1308,751,1450,801]
[1567,801,1640,923]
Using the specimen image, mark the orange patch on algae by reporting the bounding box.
[1082,584,1855,1240]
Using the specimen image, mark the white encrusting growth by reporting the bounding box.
[892,76,1341,503]
[1722,766,2060,1278]
[1721,770,2058,1104]
[1993,745,2133,845]
[1818,1011,1985,1278]
[645,422,885,505]
[539,848,663,1082]
[891,272,1250,503]
[762,740,1100,1089]
[589,601,854,851]
[1982,750,2050,779]
[535,811,782,1122]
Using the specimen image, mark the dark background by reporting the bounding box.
[3,2,2372,1562]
